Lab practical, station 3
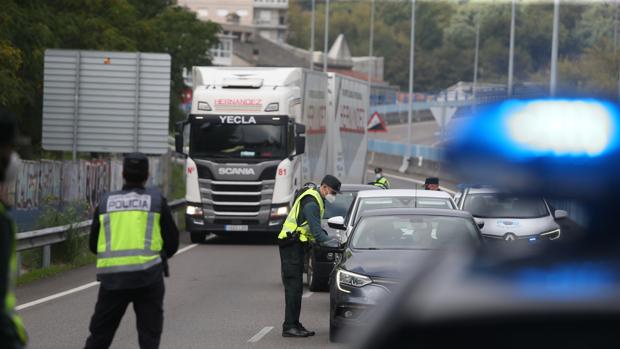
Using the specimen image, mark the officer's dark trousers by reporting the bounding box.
[84,278,165,349]
[280,241,305,330]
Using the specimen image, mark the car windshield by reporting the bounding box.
[462,193,549,219]
[356,196,454,219]
[189,116,287,159]
[324,191,355,219]
[351,215,479,250]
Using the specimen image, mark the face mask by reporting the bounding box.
[375,173,382,179]
[0,152,20,183]
[325,194,336,204]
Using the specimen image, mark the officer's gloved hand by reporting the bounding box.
[320,237,341,248]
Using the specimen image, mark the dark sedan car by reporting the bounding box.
[329,208,482,342]
[305,184,380,292]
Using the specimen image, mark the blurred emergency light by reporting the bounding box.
[445,98,620,200]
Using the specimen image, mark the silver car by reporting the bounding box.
[457,187,567,242]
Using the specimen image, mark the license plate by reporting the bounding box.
[225,225,248,232]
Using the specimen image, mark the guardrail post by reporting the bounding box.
[16,252,21,277]
[42,245,51,268]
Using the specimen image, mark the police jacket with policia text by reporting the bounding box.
[278,189,329,243]
[89,185,179,290]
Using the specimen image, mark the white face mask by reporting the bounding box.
[4,152,20,183]
[325,194,336,204]
[375,173,382,179]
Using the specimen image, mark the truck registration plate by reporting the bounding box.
[225,225,248,232]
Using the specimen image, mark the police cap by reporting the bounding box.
[321,174,341,193]
[123,152,149,182]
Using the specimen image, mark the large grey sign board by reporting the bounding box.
[42,49,171,154]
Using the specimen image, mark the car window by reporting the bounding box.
[351,215,479,250]
[462,194,549,219]
[356,197,454,218]
[324,191,355,219]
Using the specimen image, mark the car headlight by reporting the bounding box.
[540,228,561,240]
[186,205,204,217]
[270,205,289,218]
[336,269,372,293]
[264,102,279,112]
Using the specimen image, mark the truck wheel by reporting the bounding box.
[190,231,206,243]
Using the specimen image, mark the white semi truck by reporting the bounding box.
[175,67,368,241]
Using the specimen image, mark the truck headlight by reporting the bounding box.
[197,101,212,111]
[540,228,561,240]
[270,205,289,218]
[186,205,204,217]
[264,102,279,112]
[337,269,372,293]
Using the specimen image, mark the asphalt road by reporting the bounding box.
[15,173,430,349]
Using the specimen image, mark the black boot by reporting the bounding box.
[297,323,315,336]
[282,327,310,338]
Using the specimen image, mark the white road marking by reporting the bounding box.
[17,240,204,311]
[366,170,456,195]
[302,292,313,298]
[16,281,100,311]
[248,326,274,343]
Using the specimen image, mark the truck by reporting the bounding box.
[175,67,369,241]
[175,67,326,242]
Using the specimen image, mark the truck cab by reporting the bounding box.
[176,67,315,242]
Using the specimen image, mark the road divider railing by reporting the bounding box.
[15,199,186,275]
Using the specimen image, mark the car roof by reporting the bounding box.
[357,189,453,199]
[340,184,381,192]
[463,187,499,194]
[358,208,474,219]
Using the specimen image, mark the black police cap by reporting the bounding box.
[374,167,383,174]
[0,108,17,147]
[425,177,439,185]
[123,152,149,175]
[321,174,341,193]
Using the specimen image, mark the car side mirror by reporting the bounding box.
[295,136,305,156]
[295,122,306,135]
[327,216,346,230]
[474,218,485,229]
[175,121,186,155]
[554,209,568,219]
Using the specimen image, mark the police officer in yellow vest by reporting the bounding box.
[0,110,28,349]
[85,153,179,349]
[278,175,341,338]
[372,168,390,189]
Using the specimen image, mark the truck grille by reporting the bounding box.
[212,194,261,202]
[213,205,261,213]
[198,179,275,221]
[211,183,262,192]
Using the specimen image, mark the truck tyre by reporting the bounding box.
[190,231,206,243]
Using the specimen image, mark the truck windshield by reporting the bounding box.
[189,116,287,159]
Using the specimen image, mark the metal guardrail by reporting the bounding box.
[16,198,186,272]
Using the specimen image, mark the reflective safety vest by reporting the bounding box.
[0,202,28,345]
[278,189,324,243]
[373,176,390,189]
[96,189,163,275]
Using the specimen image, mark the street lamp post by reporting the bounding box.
[309,0,315,70]
[508,0,516,96]
[550,0,560,96]
[473,14,480,113]
[323,0,330,72]
[401,0,416,172]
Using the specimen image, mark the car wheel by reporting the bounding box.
[190,231,206,243]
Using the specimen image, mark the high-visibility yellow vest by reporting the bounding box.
[278,189,324,243]
[0,202,28,345]
[96,189,163,275]
[373,176,390,189]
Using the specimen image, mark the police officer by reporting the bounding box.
[85,153,179,349]
[278,175,341,338]
[0,110,28,349]
[372,168,390,189]
[424,177,440,191]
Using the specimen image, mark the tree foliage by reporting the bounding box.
[288,0,619,97]
[0,0,219,154]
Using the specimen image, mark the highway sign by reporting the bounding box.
[367,111,387,132]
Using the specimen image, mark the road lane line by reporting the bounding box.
[17,241,203,311]
[17,281,100,311]
[302,292,313,298]
[366,170,456,195]
[248,326,273,343]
